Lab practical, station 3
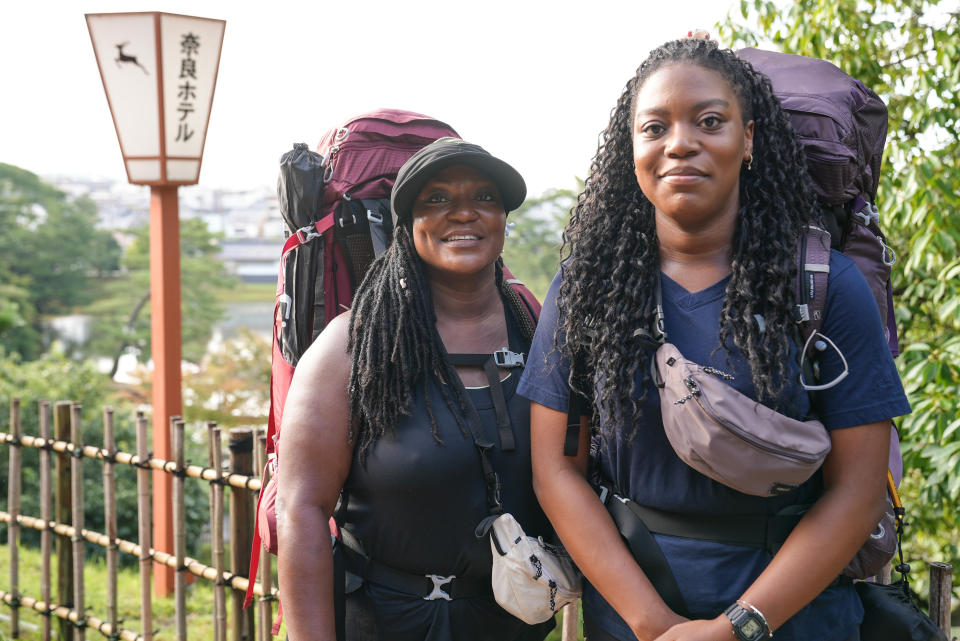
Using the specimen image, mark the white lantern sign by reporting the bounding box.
[86,12,225,185]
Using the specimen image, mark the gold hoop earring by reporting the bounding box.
[745,154,753,171]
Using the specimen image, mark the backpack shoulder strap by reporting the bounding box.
[796,224,832,345]
[565,352,591,457]
[501,265,540,323]
[796,224,856,392]
[499,266,540,351]
[497,266,591,457]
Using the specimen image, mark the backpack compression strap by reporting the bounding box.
[281,213,338,258]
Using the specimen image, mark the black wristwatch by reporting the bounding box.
[724,601,772,641]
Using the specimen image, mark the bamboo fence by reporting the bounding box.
[3,397,953,641]
[2,399,275,641]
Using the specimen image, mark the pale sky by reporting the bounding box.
[1,0,737,197]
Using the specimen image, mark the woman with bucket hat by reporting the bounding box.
[277,138,554,641]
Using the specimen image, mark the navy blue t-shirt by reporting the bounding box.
[518,251,910,641]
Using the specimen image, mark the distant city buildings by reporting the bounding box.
[47,175,285,282]
[41,175,279,375]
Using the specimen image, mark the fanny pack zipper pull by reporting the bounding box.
[702,366,734,381]
[674,377,701,405]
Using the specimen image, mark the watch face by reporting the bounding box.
[741,617,763,639]
[726,603,768,641]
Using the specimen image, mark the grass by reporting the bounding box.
[11,540,955,641]
[5,544,956,641]
[0,541,583,641]
[213,282,275,305]
[0,542,264,641]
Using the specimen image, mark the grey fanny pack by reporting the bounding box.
[654,341,831,496]
[648,280,831,497]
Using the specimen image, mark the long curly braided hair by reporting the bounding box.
[347,223,535,459]
[559,38,821,434]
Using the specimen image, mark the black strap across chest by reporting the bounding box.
[443,347,526,518]
[446,351,518,452]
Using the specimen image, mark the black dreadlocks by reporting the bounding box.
[347,223,535,459]
[559,38,821,435]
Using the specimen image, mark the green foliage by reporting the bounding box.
[182,328,271,428]
[718,0,960,598]
[0,283,28,336]
[0,349,209,563]
[84,217,237,370]
[502,186,579,301]
[0,163,121,359]
[0,346,121,550]
[0,345,114,424]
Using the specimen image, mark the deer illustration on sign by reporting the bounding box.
[114,42,149,74]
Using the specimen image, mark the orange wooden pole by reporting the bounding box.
[149,184,182,597]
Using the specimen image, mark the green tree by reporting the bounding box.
[502,186,579,301]
[181,328,272,428]
[719,0,960,597]
[0,283,29,337]
[0,163,122,359]
[84,218,237,374]
[0,348,210,563]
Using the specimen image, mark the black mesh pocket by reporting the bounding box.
[333,200,376,291]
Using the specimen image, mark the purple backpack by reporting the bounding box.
[738,48,898,356]
[739,48,902,579]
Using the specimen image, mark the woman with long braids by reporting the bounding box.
[519,38,909,641]
[277,138,554,641]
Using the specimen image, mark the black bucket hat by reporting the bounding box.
[391,137,526,226]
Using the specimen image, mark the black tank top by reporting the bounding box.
[341,306,551,579]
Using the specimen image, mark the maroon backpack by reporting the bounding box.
[244,109,542,626]
[740,49,902,579]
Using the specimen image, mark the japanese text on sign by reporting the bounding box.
[175,32,200,143]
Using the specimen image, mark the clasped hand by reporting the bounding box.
[651,615,736,641]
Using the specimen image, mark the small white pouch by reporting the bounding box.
[486,513,581,624]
